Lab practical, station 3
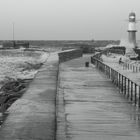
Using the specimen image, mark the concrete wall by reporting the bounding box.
[58,49,83,63]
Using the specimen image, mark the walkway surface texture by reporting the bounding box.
[58,55,140,140]
[0,53,58,140]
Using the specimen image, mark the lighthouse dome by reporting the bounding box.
[129,12,136,17]
[129,12,136,22]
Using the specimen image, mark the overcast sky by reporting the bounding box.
[0,0,140,40]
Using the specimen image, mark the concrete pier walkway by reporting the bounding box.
[0,53,58,140]
[58,55,140,140]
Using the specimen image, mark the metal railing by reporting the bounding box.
[91,53,140,107]
[122,62,140,73]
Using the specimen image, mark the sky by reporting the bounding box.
[0,0,140,40]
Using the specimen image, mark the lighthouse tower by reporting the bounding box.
[128,12,137,47]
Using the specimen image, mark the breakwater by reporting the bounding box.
[0,49,83,140]
[58,49,83,63]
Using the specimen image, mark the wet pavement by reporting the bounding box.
[58,55,140,140]
[0,53,58,140]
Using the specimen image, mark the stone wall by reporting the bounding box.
[58,49,83,63]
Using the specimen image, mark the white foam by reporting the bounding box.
[0,50,49,81]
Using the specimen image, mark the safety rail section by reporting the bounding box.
[99,47,140,73]
[91,54,140,107]
[122,62,140,73]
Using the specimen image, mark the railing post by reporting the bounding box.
[116,71,118,87]
[133,66,134,72]
[103,63,105,72]
[108,67,110,78]
[112,69,113,83]
[131,82,133,101]
[124,77,126,95]
[136,67,138,73]
[111,69,113,82]
[139,86,140,108]
[109,67,111,79]
[114,70,116,85]
[94,59,96,67]
[107,66,109,77]
[114,70,116,84]
[127,79,130,99]
[121,75,123,93]
[96,59,98,67]
[103,64,105,73]
[104,65,106,74]
[134,84,137,105]
[106,66,108,77]
[91,57,93,64]
[108,66,109,78]
[119,74,121,90]
[113,70,115,83]
[101,62,103,72]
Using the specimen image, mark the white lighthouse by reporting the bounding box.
[128,12,137,47]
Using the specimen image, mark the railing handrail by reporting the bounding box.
[92,51,140,86]
[91,51,140,107]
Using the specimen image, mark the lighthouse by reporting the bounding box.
[128,12,137,47]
